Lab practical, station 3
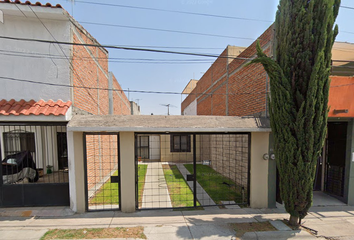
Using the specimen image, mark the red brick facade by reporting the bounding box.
[72,25,131,116]
[71,24,130,197]
[182,25,274,117]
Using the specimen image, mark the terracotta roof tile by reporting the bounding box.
[0,99,72,116]
[0,0,62,8]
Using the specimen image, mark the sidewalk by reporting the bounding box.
[1,205,354,239]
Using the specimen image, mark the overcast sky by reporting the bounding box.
[43,0,353,115]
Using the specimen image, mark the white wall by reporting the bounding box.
[149,135,160,160]
[183,99,197,115]
[0,5,71,102]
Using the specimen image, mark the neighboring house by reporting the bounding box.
[181,25,354,207]
[0,0,131,207]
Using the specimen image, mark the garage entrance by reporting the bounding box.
[136,132,250,210]
[84,133,120,211]
[0,122,69,207]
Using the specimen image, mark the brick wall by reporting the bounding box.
[200,134,249,189]
[72,25,131,116]
[71,24,131,200]
[112,75,131,115]
[182,25,274,117]
[86,134,119,193]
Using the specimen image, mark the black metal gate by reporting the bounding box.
[0,122,69,207]
[135,132,250,210]
[325,122,347,200]
[84,133,120,211]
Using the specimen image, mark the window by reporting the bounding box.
[170,134,191,152]
[3,131,35,157]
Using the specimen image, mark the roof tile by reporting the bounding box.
[0,99,72,116]
[0,0,62,9]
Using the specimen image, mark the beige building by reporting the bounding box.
[67,115,271,213]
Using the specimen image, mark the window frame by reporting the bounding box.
[170,134,191,152]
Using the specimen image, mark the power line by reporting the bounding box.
[64,0,273,23]
[28,5,107,113]
[0,76,270,96]
[0,51,214,64]
[0,35,256,60]
[340,5,354,10]
[79,21,255,40]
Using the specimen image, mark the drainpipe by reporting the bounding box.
[108,72,113,115]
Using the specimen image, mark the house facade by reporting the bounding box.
[181,25,354,207]
[0,0,131,207]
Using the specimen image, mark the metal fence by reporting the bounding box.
[136,132,250,210]
[0,122,69,207]
[84,133,120,211]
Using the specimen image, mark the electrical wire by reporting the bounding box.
[0,76,271,96]
[61,0,273,23]
[79,21,256,40]
[0,35,257,60]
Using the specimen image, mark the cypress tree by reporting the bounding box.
[250,0,340,226]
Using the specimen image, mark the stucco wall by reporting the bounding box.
[160,134,201,162]
[0,12,71,101]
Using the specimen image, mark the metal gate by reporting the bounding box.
[84,133,120,211]
[136,132,250,210]
[0,122,69,207]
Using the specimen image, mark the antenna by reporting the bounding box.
[135,99,142,105]
[160,104,176,115]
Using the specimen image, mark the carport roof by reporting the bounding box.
[67,115,271,132]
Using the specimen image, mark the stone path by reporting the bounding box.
[175,163,219,209]
[142,162,172,209]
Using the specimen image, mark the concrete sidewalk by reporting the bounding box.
[1,205,354,239]
[142,162,172,209]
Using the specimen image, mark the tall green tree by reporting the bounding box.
[251,0,340,226]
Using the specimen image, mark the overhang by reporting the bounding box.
[67,115,271,133]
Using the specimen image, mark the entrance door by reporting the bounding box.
[325,122,347,199]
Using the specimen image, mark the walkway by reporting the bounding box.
[142,162,172,209]
[176,163,219,209]
[4,205,354,239]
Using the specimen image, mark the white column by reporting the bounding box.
[250,132,270,208]
[120,132,136,213]
[67,131,85,213]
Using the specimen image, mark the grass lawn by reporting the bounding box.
[40,227,146,240]
[89,170,119,205]
[162,164,201,208]
[137,164,148,207]
[184,164,244,205]
[90,165,148,206]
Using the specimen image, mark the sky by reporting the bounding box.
[42,0,353,115]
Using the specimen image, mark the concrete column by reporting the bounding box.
[250,132,270,208]
[120,132,136,213]
[67,131,85,213]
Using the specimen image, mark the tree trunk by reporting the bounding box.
[289,215,299,227]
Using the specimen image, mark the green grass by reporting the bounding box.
[89,170,119,205]
[137,164,148,207]
[184,164,244,204]
[40,227,146,240]
[162,165,201,208]
[90,165,148,206]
